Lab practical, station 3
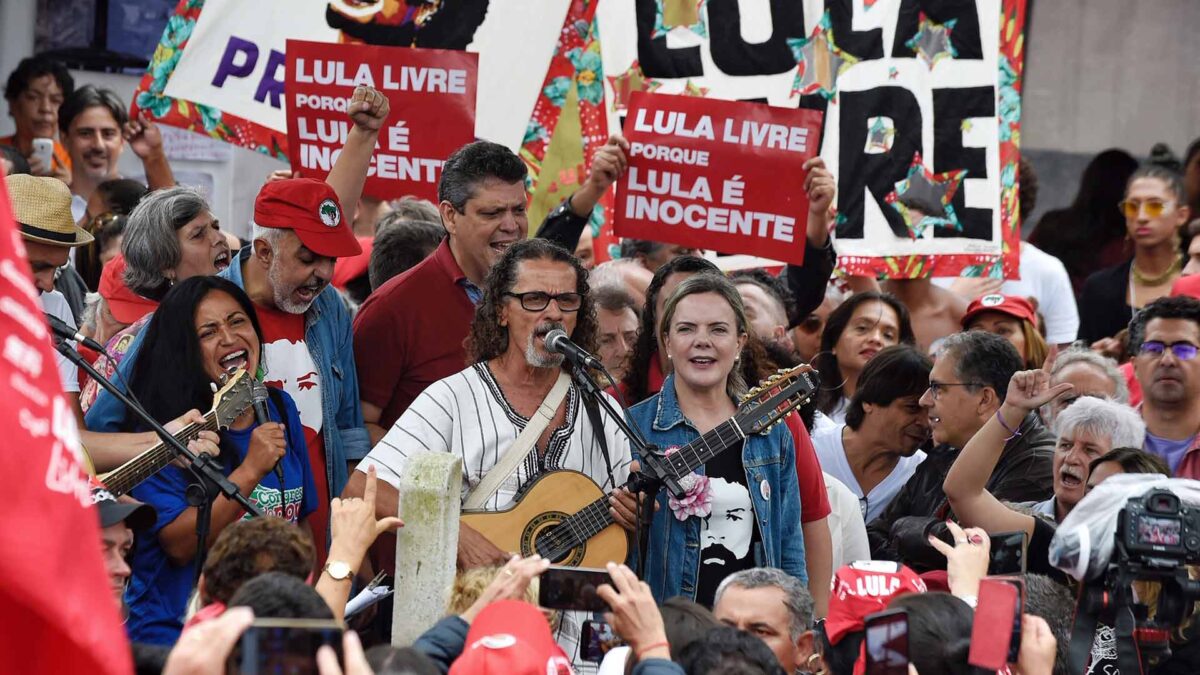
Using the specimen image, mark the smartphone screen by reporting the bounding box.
[864,609,908,675]
[988,531,1028,575]
[580,619,619,663]
[228,618,343,675]
[538,566,611,612]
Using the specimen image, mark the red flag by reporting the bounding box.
[0,179,133,673]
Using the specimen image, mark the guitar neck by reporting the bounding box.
[103,414,220,496]
[548,419,746,550]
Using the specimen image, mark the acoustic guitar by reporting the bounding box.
[460,364,818,567]
[99,369,255,496]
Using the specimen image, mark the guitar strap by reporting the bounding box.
[463,370,571,511]
[580,387,615,491]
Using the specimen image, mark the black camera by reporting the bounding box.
[1116,488,1200,566]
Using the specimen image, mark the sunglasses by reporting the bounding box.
[1139,341,1199,360]
[1118,199,1173,219]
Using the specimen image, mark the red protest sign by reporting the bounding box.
[285,39,477,202]
[615,93,823,265]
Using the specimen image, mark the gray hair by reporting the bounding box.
[250,222,287,248]
[714,567,813,641]
[1050,347,1129,404]
[1053,396,1145,449]
[122,187,211,300]
[386,195,441,225]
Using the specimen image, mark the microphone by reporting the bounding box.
[544,328,603,370]
[44,313,106,353]
[252,380,285,489]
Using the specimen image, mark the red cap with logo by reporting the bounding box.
[824,561,927,646]
[449,600,573,675]
[961,293,1037,329]
[253,178,362,258]
[98,254,158,324]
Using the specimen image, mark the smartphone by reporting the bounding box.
[31,138,54,173]
[988,530,1028,575]
[969,579,1019,670]
[538,565,611,612]
[863,609,909,675]
[580,619,619,663]
[993,577,1025,663]
[227,618,343,675]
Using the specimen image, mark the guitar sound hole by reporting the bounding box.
[522,513,584,566]
[534,527,573,563]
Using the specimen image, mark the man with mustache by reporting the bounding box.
[58,85,175,223]
[350,238,633,668]
[811,345,932,523]
[1131,296,1200,477]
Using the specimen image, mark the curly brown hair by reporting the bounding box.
[466,238,598,363]
[200,517,314,606]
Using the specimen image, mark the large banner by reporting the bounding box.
[135,0,1026,277]
[615,92,823,265]
[284,40,477,201]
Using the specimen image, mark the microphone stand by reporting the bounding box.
[569,363,686,579]
[54,339,262,585]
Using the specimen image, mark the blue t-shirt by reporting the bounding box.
[125,388,318,645]
[1144,431,1195,474]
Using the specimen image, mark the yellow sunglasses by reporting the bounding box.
[1119,199,1173,219]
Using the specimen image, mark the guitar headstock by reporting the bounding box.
[212,369,255,430]
[734,365,820,435]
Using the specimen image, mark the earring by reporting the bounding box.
[807,653,824,675]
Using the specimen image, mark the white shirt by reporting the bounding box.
[934,242,1079,344]
[824,472,871,569]
[358,363,633,670]
[41,290,79,393]
[811,423,926,523]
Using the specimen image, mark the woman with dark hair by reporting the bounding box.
[123,276,317,646]
[960,294,1048,370]
[626,274,806,607]
[1185,137,1200,219]
[1079,165,1192,345]
[76,178,148,290]
[1029,149,1139,293]
[812,291,915,427]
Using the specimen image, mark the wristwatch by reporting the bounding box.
[323,560,354,581]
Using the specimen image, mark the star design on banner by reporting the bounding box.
[682,79,709,97]
[905,13,958,70]
[652,0,708,39]
[865,117,895,154]
[787,11,860,100]
[885,153,967,239]
[607,60,661,111]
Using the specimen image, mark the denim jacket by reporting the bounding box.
[625,374,807,604]
[84,247,370,498]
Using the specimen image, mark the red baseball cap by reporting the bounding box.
[449,600,573,675]
[824,561,927,646]
[331,236,374,289]
[253,178,362,258]
[98,254,158,324]
[960,293,1037,329]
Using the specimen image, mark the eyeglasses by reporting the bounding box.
[1118,199,1173,219]
[504,291,583,312]
[1138,341,1199,361]
[926,381,985,400]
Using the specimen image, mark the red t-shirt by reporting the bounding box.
[254,303,331,564]
[353,240,477,429]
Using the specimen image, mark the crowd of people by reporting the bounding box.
[5,49,1200,675]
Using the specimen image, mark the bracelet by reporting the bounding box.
[995,409,1022,441]
[637,640,671,659]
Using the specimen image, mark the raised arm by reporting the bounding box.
[787,157,837,317]
[326,86,390,225]
[124,112,175,190]
[943,370,1073,538]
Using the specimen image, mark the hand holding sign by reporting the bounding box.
[348,85,390,134]
[572,134,630,217]
[804,157,836,216]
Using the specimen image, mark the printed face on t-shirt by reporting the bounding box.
[263,338,322,432]
[701,476,754,567]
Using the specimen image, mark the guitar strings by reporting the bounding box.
[106,416,221,493]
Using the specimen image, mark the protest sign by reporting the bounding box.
[284,40,477,201]
[615,93,823,265]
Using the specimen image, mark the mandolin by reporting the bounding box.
[98,369,255,496]
[460,364,818,567]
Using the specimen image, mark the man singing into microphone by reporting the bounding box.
[346,238,633,668]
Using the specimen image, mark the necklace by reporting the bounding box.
[1131,255,1182,286]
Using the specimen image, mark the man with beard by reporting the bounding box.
[1130,296,1200,477]
[58,85,174,223]
[811,345,932,522]
[350,238,632,668]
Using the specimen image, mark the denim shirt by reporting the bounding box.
[625,375,807,604]
[84,247,370,498]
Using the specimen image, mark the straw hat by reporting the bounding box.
[6,174,93,248]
